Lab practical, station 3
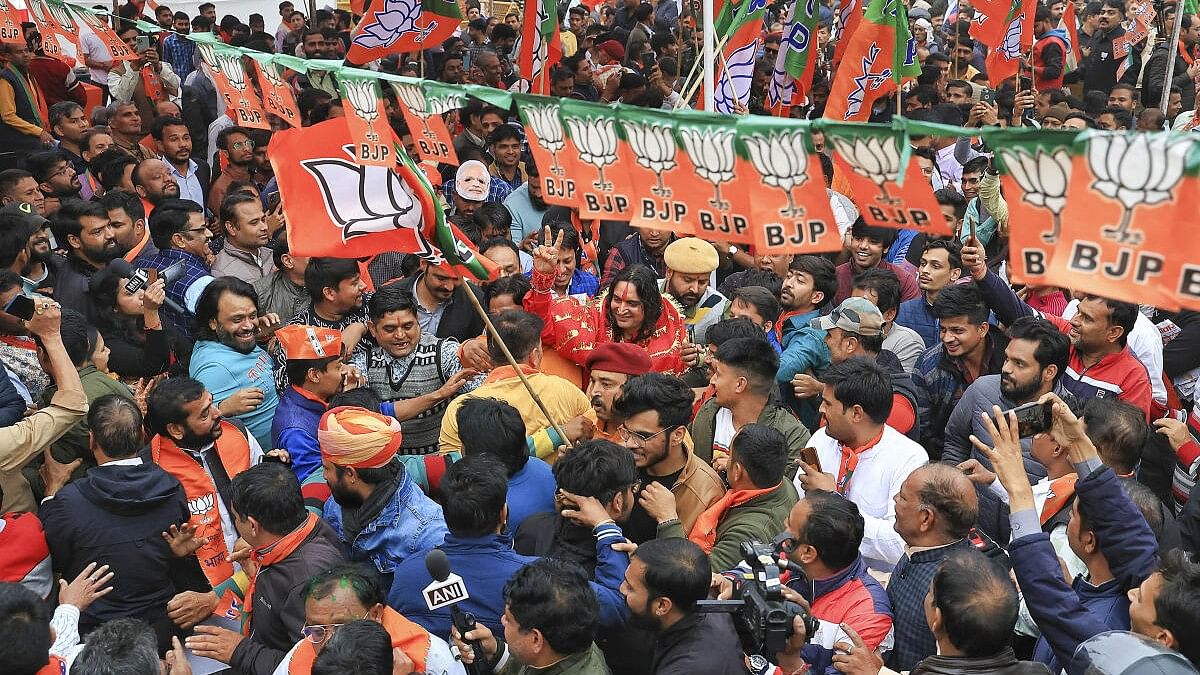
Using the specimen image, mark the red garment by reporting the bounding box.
[1024,289,1067,317]
[522,267,689,376]
[27,56,86,108]
[0,513,50,589]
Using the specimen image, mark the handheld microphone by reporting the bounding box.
[424,549,488,675]
[107,259,187,316]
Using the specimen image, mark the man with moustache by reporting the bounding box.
[584,342,653,443]
[135,199,216,341]
[131,158,180,213]
[151,116,209,208]
[106,100,155,162]
[5,203,58,295]
[51,199,120,318]
[208,126,257,216]
[98,189,154,263]
[660,238,728,345]
[27,151,82,202]
[189,277,281,450]
[212,193,275,282]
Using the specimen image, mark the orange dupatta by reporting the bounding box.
[242,512,319,634]
[688,484,780,553]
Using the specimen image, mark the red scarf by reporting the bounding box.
[835,429,885,496]
[774,309,806,343]
[688,483,780,553]
[242,512,319,634]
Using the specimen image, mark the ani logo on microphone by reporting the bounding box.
[422,573,470,611]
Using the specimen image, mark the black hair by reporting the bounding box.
[613,373,694,429]
[367,283,416,322]
[605,264,662,342]
[922,238,963,272]
[491,23,517,42]
[457,397,529,476]
[849,218,899,250]
[962,155,990,177]
[537,222,582,255]
[1099,106,1134,129]
[149,115,188,141]
[229,461,307,535]
[480,236,520,261]
[97,188,145,224]
[312,620,392,675]
[25,150,71,185]
[88,394,143,460]
[931,550,1019,657]
[503,559,599,655]
[216,125,252,151]
[440,454,509,537]
[632,538,711,613]
[194,276,259,342]
[71,618,159,675]
[1082,397,1147,475]
[800,491,865,569]
[707,317,768,347]
[552,439,638,504]
[487,309,544,363]
[305,257,360,305]
[33,307,91,366]
[732,285,780,327]
[0,213,36,268]
[485,274,531,309]
[488,123,522,146]
[1156,548,1200,665]
[730,424,787,488]
[1006,316,1070,383]
[303,563,387,608]
[329,387,382,412]
[474,204,513,235]
[145,375,207,437]
[934,189,968,219]
[1085,296,1138,348]
[714,337,779,396]
[852,268,901,315]
[220,192,259,226]
[822,356,893,424]
[285,350,342,389]
[788,255,837,310]
[47,101,83,132]
[907,85,939,107]
[0,169,34,199]
[50,198,109,249]
[932,282,989,324]
[148,198,204,250]
[0,582,51,675]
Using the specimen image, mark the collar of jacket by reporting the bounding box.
[936,330,1009,378]
[353,468,419,537]
[912,647,1026,675]
[796,554,870,603]
[441,531,516,551]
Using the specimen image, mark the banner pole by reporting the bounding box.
[460,281,574,449]
[1161,2,1186,114]
[702,0,715,110]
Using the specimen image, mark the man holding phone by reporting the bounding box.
[107,26,180,129]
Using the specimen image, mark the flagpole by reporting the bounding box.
[703,0,715,109]
[460,284,574,450]
[1161,2,1186,114]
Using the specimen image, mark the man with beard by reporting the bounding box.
[207,126,256,216]
[943,316,1076,482]
[778,255,837,429]
[0,168,46,214]
[319,406,447,582]
[363,285,481,455]
[135,199,216,340]
[149,376,266,632]
[503,161,550,241]
[396,258,486,343]
[106,100,155,162]
[584,342,653,443]
[272,325,351,483]
[131,159,180,215]
[528,225,600,299]
[1063,0,1132,98]
[189,277,280,450]
[601,224,674,286]
[2,203,57,295]
[660,238,727,344]
[0,42,52,170]
[50,199,119,318]
[97,189,154,263]
[212,193,274,282]
[151,116,209,208]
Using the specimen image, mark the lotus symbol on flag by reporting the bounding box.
[343,78,381,140]
[257,61,286,89]
[744,131,811,218]
[393,82,429,117]
[215,52,249,92]
[301,144,441,262]
[622,120,677,197]
[1087,132,1192,245]
[197,44,219,73]
[831,135,903,204]
[998,16,1024,59]
[525,104,566,176]
[714,40,759,115]
[428,94,465,115]
[353,0,434,49]
[996,146,1072,243]
[678,126,737,210]
[564,116,618,189]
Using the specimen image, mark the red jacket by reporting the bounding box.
[28,55,86,108]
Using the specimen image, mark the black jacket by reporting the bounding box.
[911,648,1052,675]
[1065,25,1137,95]
[52,254,102,320]
[395,273,485,343]
[1141,42,1195,113]
[651,612,749,675]
[39,461,206,639]
[229,519,345,675]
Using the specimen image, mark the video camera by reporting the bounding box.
[696,541,818,659]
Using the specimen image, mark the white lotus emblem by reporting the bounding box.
[831,135,903,204]
[353,0,435,49]
[678,126,737,210]
[427,94,465,115]
[214,52,249,92]
[342,78,382,140]
[1086,132,1192,244]
[187,494,215,516]
[302,144,440,262]
[392,81,429,117]
[714,39,759,115]
[564,116,618,190]
[622,120,677,197]
[197,44,218,73]
[743,131,811,217]
[996,147,1072,243]
[524,103,566,177]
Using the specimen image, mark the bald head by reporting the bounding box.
[914,463,978,540]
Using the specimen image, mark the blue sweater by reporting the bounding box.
[506,459,556,533]
[189,340,279,450]
[271,386,326,482]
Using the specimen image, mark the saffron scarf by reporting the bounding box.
[688,483,780,553]
[242,512,319,634]
[835,428,884,496]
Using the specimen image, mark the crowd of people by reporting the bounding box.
[0,0,1199,673]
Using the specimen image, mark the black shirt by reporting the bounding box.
[623,467,683,544]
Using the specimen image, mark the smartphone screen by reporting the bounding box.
[1006,401,1054,437]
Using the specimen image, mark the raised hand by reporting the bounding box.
[531,225,565,275]
[970,405,1033,510]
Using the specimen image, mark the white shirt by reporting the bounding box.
[1062,299,1166,406]
[713,407,737,457]
[793,425,927,572]
[189,434,265,556]
[80,30,112,86]
[167,157,207,207]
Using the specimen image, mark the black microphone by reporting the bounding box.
[107,259,187,316]
[424,550,488,675]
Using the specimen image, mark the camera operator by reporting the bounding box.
[771,492,894,675]
[623,538,747,675]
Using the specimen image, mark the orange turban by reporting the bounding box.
[318,406,403,469]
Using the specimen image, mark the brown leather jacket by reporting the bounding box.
[668,445,727,535]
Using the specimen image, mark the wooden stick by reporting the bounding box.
[460,281,573,449]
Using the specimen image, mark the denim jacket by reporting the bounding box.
[324,470,448,575]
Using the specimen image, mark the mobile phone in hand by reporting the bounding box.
[1005,401,1055,437]
[3,294,34,321]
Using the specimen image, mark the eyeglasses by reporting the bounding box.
[617,424,673,448]
[301,610,371,643]
[230,139,255,150]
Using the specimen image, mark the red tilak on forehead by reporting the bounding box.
[616,285,636,303]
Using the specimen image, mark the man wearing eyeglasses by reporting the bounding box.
[208,126,257,217]
[273,564,460,675]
